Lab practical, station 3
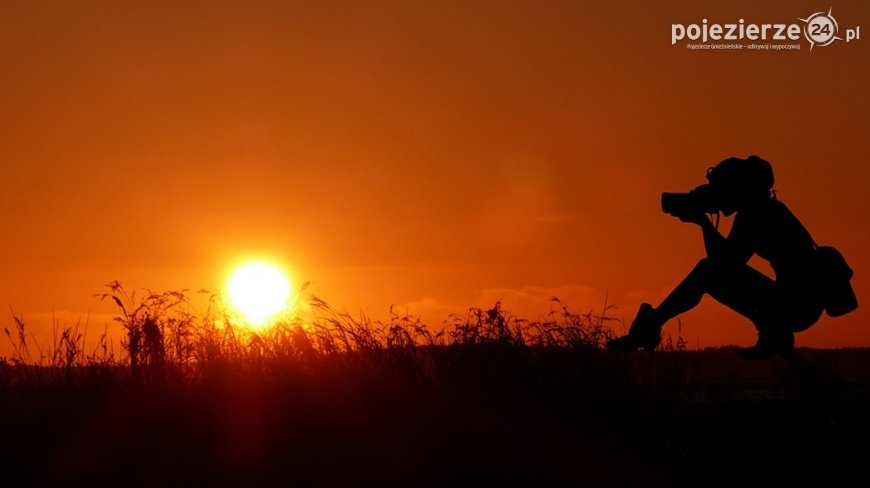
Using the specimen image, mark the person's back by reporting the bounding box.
[736,197,816,281]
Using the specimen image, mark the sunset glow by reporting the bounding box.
[227,262,292,327]
[1,2,869,485]
[0,1,866,353]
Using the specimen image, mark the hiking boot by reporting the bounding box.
[607,303,662,353]
[737,330,795,360]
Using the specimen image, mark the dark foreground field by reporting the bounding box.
[2,289,869,486]
[3,345,870,487]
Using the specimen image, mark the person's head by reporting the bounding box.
[706,155,774,215]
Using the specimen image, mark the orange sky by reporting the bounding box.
[1,0,868,354]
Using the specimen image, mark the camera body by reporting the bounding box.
[661,156,775,218]
[661,184,720,217]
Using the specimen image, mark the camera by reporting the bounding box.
[661,184,720,216]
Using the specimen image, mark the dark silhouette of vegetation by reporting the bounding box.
[1,283,867,487]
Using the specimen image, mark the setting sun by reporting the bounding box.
[227,262,292,326]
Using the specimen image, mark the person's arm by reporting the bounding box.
[700,213,754,263]
[678,210,754,262]
[698,217,727,258]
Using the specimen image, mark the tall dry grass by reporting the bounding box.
[2,281,650,387]
[2,283,863,488]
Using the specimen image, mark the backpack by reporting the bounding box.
[812,245,858,317]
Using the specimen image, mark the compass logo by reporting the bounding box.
[799,8,860,50]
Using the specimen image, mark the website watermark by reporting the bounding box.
[671,8,860,52]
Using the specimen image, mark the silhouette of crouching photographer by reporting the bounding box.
[607,155,857,359]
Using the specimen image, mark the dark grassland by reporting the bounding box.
[2,282,869,487]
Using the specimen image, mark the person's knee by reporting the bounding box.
[697,256,738,273]
[694,257,724,276]
[691,257,737,291]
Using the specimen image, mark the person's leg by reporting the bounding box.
[654,257,797,358]
[608,257,782,354]
[655,257,777,324]
[776,281,825,333]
